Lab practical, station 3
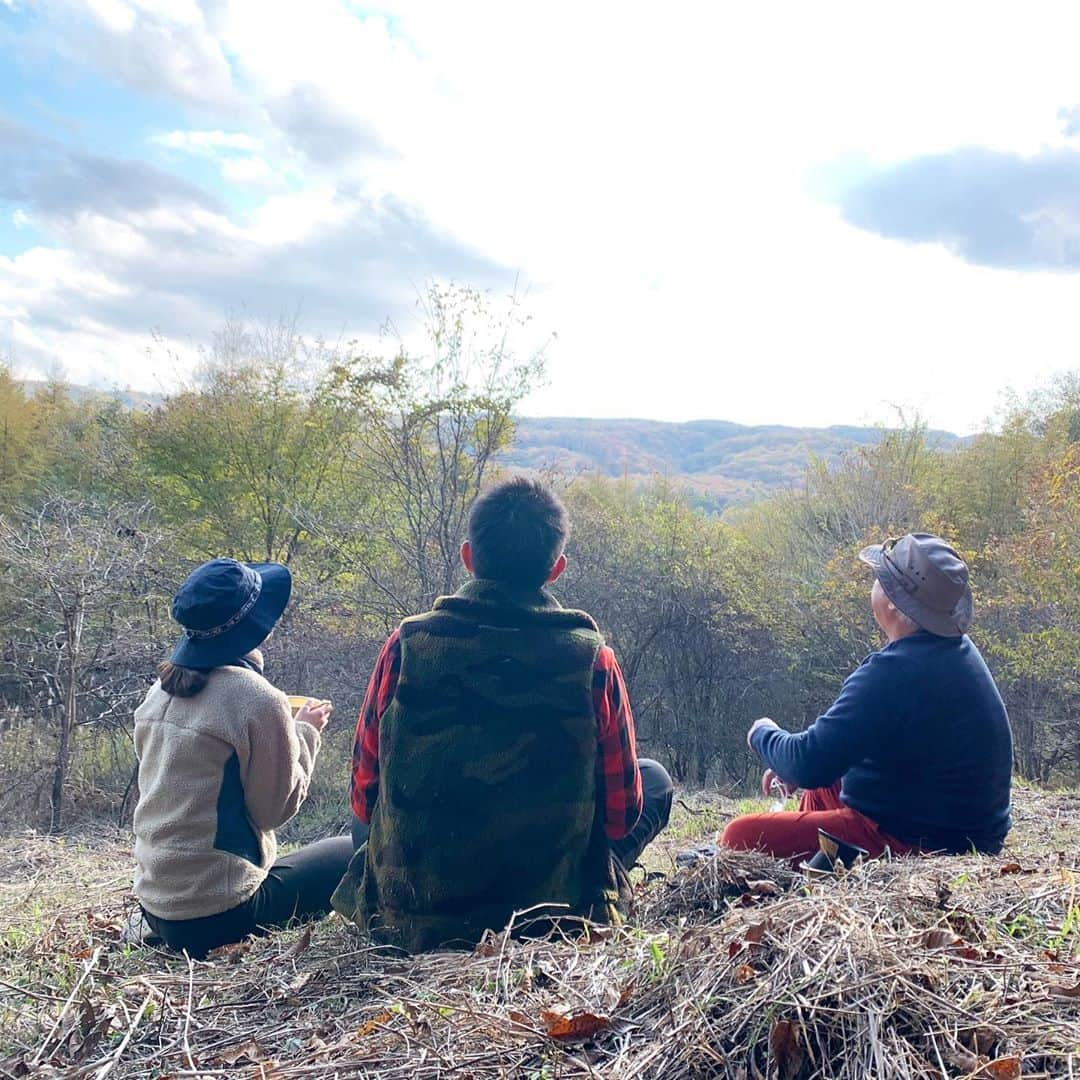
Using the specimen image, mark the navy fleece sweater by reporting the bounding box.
[751,631,1013,854]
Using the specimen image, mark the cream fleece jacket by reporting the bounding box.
[133,654,321,921]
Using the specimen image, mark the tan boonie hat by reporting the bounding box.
[858,532,973,638]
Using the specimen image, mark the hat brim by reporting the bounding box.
[858,544,972,638]
[170,562,292,668]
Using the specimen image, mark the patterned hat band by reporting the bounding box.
[183,576,263,640]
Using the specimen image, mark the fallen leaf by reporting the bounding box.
[280,925,312,960]
[974,1056,1022,1080]
[734,964,756,984]
[356,1010,394,1037]
[768,1019,804,1080]
[473,929,500,957]
[922,929,962,950]
[507,1010,533,1028]
[208,939,252,964]
[944,1046,980,1073]
[540,1006,610,1041]
[744,921,768,945]
[87,915,125,937]
[745,879,782,896]
[211,1038,266,1067]
[955,947,982,961]
[999,862,1024,875]
[245,1059,280,1079]
[1050,982,1080,997]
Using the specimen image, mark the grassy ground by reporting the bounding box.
[2,786,1079,1077]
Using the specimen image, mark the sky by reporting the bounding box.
[2,2,1080,433]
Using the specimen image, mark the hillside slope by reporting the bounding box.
[0,786,1075,1078]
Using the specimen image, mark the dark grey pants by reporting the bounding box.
[141,834,354,959]
[611,758,674,868]
[350,757,674,869]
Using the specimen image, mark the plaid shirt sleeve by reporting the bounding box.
[350,629,402,823]
[593,645,643,840]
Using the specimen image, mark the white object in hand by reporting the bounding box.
[768,775,788,813]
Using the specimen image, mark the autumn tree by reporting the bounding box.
[139,319,365,566]
[0,499,164,831]
[322,283,548,620]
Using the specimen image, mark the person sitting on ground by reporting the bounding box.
[132,558,354,958]
[720,533,1013,862]
[332,477,674,953]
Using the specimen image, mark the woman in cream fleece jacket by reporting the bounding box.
[133,558,353,958]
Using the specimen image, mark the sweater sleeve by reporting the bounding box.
[243,687,322,831]
[750,652,896,790]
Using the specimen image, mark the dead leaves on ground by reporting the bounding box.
[728,919,770,959]
[539,1004,611,1041]
[919,928,995,962]
[768,1019,805,1080]
[944,1044,1022,1079]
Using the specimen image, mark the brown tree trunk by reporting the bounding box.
[49,667,76,834]
[49,611,81,834]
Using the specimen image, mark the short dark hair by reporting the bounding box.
[467,477,569,588]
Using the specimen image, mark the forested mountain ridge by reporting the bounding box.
[509,416,963,507]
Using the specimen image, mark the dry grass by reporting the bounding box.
[2,787,1079,1078]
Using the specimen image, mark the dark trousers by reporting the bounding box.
[349,757,674,870]
[142,835,354,959]
[612,758,674,868]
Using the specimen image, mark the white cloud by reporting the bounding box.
[6,1,1080,430]
[149,130,285,191]
[84,0,136,33]
[151,130,259,154]
[219,154,275,186]
[46,0,240,110]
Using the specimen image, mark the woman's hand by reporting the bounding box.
[296,699,333,732]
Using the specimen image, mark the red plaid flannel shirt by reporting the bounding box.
[350,630,644,840]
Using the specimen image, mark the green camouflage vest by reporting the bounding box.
[332,578,626,952]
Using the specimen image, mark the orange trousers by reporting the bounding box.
[719,780,912,863]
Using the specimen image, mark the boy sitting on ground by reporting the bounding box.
[333,478,673,952]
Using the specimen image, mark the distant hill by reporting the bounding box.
[19,381,960,511]
[507,417,962,510]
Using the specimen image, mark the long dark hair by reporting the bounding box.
[156,660,209,698]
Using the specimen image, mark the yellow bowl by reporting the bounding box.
[287,695,331,716]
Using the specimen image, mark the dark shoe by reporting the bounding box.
[801,829,868,876]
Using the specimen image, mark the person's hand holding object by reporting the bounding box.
[296,699,333,732]
[760,767,796,799]
[746,715,779,749]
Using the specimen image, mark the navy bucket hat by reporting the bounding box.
[170,558,292,669]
